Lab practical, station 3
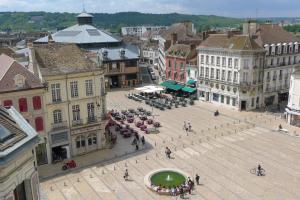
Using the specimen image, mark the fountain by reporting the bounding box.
[165,174,173,181]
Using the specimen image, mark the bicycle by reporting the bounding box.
[250,167,266,176]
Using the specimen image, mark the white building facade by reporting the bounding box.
[263,42,299,106]
[142,47,159,65]
[286,69,300,127]
[121,26,166,37]
[197,35,265,111]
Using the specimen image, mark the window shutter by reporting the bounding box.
[32,96,41,110]
[35,117,44,132]
[3,100,13,107]
[19,98,28,112]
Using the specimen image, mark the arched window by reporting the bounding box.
[32,96,41,110]
[19,98,28,112]
[53,110,62,124]
[35,117,44,132]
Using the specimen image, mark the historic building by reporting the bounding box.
[165,43,197,83]
[121,26,167,37]
[158,22,201,78]
[0,106,40,200]
[31,43,107,163]
[197,34,265,110]
[286,68,300,127]
[0,53,49,165]
[34,10,140,89]
[243,21,300,106]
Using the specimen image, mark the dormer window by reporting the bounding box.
[294,42,299,53]
[277,44,281,54]
[283,43,287,54]
[14,74,25,89]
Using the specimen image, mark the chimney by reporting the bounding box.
[171,33,177,46]
[119,48,126,58]
[48,33,54,44]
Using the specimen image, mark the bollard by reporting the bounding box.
[146,156,148,160]
[114,165,116,170]
[214,135,216,139]
[156,153,158,157]
[136,160,138,164]
[64,182,67,186]
[155,141,156,146]
[175,147,177,151]
[50,186,53,191]
[102,169,105,174]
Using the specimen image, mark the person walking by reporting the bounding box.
[188,122,192,132]
[195,174,200,185]
[165,147,171,159]
[135,144,139,151]
[141,136,145,145]
[124,169,129,181]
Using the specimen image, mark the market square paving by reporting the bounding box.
[39,90,300,200]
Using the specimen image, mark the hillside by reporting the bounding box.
[0,12,242,33]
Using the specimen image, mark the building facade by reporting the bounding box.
[197,34,265,111]
[121,26,167,37]
[243,22,300,106]
[0,106,40,200]
[158,22,201,78]
[165,44,197,83]
[0,54,49,166]
[31,43,107,163]
[286,69,300,127]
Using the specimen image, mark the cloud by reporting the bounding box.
[0,0,299,17]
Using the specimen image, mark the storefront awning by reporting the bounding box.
[160,80,176,88]
[187,79,196,85]
[169,84,184,91]
[182,86,197,93]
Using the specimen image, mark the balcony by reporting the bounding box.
[87,116,98,124]
[72,119,83,127]
[51,121,68,130]
[52,98,62,104]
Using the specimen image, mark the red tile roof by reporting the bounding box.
[0,54,43,93]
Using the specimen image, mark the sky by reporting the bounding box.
[0,0,299,18]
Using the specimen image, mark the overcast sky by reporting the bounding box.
[0,0,299,18]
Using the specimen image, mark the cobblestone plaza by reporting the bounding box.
[39,90,300,200]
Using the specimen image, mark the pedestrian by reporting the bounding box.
[135,144,139,151]
[179,187,184,199]
[195,174,200,185]
[131,138,137,145]
[135,132,140,141]
[124,169,129,181]
[165,147,171,159]
[141,136,145,145]
[183,121,187,131]
[188,122,192,132]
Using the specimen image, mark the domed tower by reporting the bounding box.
[77,10,93,25]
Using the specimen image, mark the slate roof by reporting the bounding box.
[0,106,39,164]
[255,24,299,46]
[35,24,120,44]
[34,43,100,76]
[199,34,263,51]
[0,54,43,93]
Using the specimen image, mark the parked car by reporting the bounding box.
[146,127,159,134]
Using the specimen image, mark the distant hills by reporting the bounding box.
[0,12,243,33]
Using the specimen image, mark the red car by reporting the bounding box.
[62,160,76,170]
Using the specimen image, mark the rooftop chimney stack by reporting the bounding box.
[171,33,178,46]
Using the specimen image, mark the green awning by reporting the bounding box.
[187,79,196,85]
[182,86,197,93]
[160,80,176,87]
[169,84,184,91]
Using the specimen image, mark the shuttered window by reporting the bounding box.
[19,98,28,112]
[32,96,41,110]
[3,100,13,107]
[35,117,44,132]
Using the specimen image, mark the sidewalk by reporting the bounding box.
[38,136,153,181]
